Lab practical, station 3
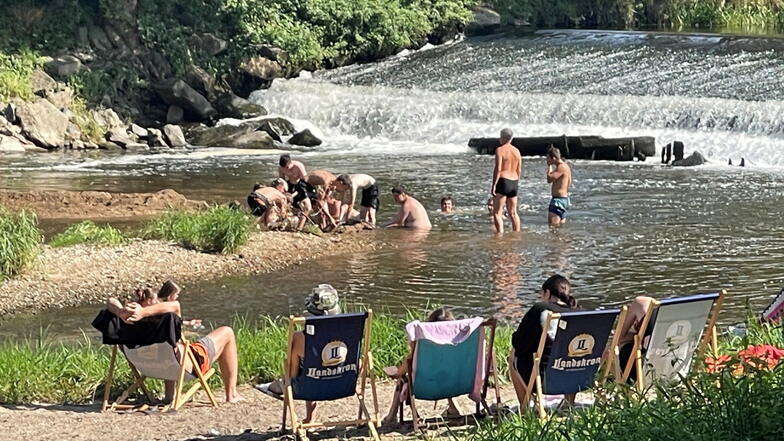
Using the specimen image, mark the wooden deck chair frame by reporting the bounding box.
[101,337,218,412]
[513,309,626,419]
[399,319,502,431]
[281,310,380,441]
[618,290,725,393]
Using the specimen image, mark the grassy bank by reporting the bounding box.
[0,207,43,282]
[141,206,251,254]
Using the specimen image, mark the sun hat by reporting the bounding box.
[305,284,342,316]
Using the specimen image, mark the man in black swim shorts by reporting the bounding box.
[491,128,522,233]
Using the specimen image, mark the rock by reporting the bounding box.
[166,105,185,124]
[16,99,69,149]
[91,108,123,130]
[43,87,74,110]
[99,141,124,150]
[254,45,289,65]
[213,92,267,119]
[190,33,227,56]
[147,128,169,147]
[44,55,83,78]
[188,123,274,149]
[467,7,501,36]
[153,79,217,122]
[29,70,58,95]
[671,151,707,167]
[130,124,148,138]
[106,127,136,148]
[239,56,283,81]
[162,124,187,147]
[3,103,17,124]
[0,134,27,152]
[184,65,219,101]
[88,25,112,52]
[255,117,296,142]
[288,129,322,147]
[124,142,149,151]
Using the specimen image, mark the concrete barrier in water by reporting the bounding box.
[468,135,656,161]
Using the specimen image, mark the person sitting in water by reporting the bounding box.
[381,307,464,425]
[247,182,289,228]
[546,146,572,226]
[255,284,343,423]
[106,280,242,404]
[385,184,432,230]
[333,173,379,225]
[440,196,455,214]
[509,274,578,408]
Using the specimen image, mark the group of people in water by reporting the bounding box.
[246,128,573,234]
[104,274,656,422]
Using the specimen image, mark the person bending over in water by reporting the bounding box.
[306,170,339,229]
[546,146,572,226]
[278,154,313,231]
[491,128,522,233]
[440,196,455,214]
[385,184,432,230]
[107,281,242,404]
[247,182,289,228]
[333,173,379,225]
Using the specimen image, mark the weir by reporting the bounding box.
[468,135,656,161]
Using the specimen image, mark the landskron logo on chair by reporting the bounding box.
[568,333,595,357]
[665,320,692,345]
[321,340,349,366]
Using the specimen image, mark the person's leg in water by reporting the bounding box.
[548,211,561,226]
[506,196,520,232]
[207,326,243,403]
[492,194,506,233]
[296,198,312,231]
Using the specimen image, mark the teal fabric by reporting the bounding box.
[412,329,480,400]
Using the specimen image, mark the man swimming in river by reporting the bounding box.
[439,196,455,214]
[546,146,572,226]
[385,184,432,230]
[333,173,379,225]
[491,128,522,233]
[278,154,313,230]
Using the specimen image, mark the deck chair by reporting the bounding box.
[281,311,379,441]
[398,318,501,431]
[619,291,725,392]
[511,308,623,418]
[762,287,784,323]
[92,310,218,411]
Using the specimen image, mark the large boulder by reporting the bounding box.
[29,70,58,95]
[467,7,501,36]
[44,55,83,78]
[147,128,169,147]
[240,56,283,81]
[0,134,27,152]
[257,117,295,137]
[189,123,274,149]
[190,33,227,56]
[91,108,123,130]
[42,87,74,110]
[213,92,267,119]
[672,151,708,167]
[228,131,275,149]
[105,127,135,148]
[288,129,322,147]
[153,78,217,122]
[162,124,187,147]
[16,99,70,149]
[184,64,219,101]
[166,105,185,124]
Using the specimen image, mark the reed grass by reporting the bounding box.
[141,206,251,254]
[0,206,43,282]
[49,221,126,248]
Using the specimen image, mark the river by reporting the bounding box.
[1,30,783,339]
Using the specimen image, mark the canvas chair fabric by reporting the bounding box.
[618,291,725,390]
[92,311,217,411]
[762,287,784,322]
[281,311,379,441]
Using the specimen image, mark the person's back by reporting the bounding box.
[496,144,521,181]
[403,196,432,230]
[491,128,522,233]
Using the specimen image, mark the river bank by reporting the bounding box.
[0,231,382,320]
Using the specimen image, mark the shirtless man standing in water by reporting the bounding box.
[491,128,522,233]
[385,185,432,230]
[546,146,572,225]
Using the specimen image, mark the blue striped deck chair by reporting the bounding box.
[513,308,623,418]
[400,318,501,431]
[762,287,784,323]
[281,311,379,441]
[619,291,725,392]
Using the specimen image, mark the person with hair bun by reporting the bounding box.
[509,274,578,405]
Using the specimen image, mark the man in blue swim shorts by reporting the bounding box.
[546,146,572,225]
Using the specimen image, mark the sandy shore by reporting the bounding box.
[1,383,521,441]
[0,231,381,319]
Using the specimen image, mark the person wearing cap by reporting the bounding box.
[385,184,432,230]
[255,285,342,423]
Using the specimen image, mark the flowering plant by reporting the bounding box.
[706,344,784,375]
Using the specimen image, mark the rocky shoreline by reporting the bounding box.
[0,231,382,320]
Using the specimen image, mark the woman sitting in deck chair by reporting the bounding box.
[107,280,242,404]
[509,274,579,408]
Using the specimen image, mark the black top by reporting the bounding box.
[92,310,181,348]
[511,301,575,379]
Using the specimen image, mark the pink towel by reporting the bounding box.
[406,317,486,402]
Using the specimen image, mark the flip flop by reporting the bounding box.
[254,381,283,401]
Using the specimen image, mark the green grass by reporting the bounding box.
[49,220,126,248]
[141,205,252,254]
[0,49,43,101]
[0,206,43,282]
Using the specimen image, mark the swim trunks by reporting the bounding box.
[494,177,519,198]
[548,196,570,219]
[288,180,316,206]
[247,192,270,217]
[190,336,216,375]
[360,184,379,209]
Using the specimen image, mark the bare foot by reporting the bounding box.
[226,394,244,403]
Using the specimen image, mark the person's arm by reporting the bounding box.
[295,162,307,180]
[126,300,182,323]
[385,207,405,228]
[492,153,502,195]
[106,297,131,321]
[341,187,358,222]
[547,163,565,183]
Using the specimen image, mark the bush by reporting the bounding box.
[49,221,126,248]
[0,206,43,282]
[142,205,252,254]
[0,49,43,101]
